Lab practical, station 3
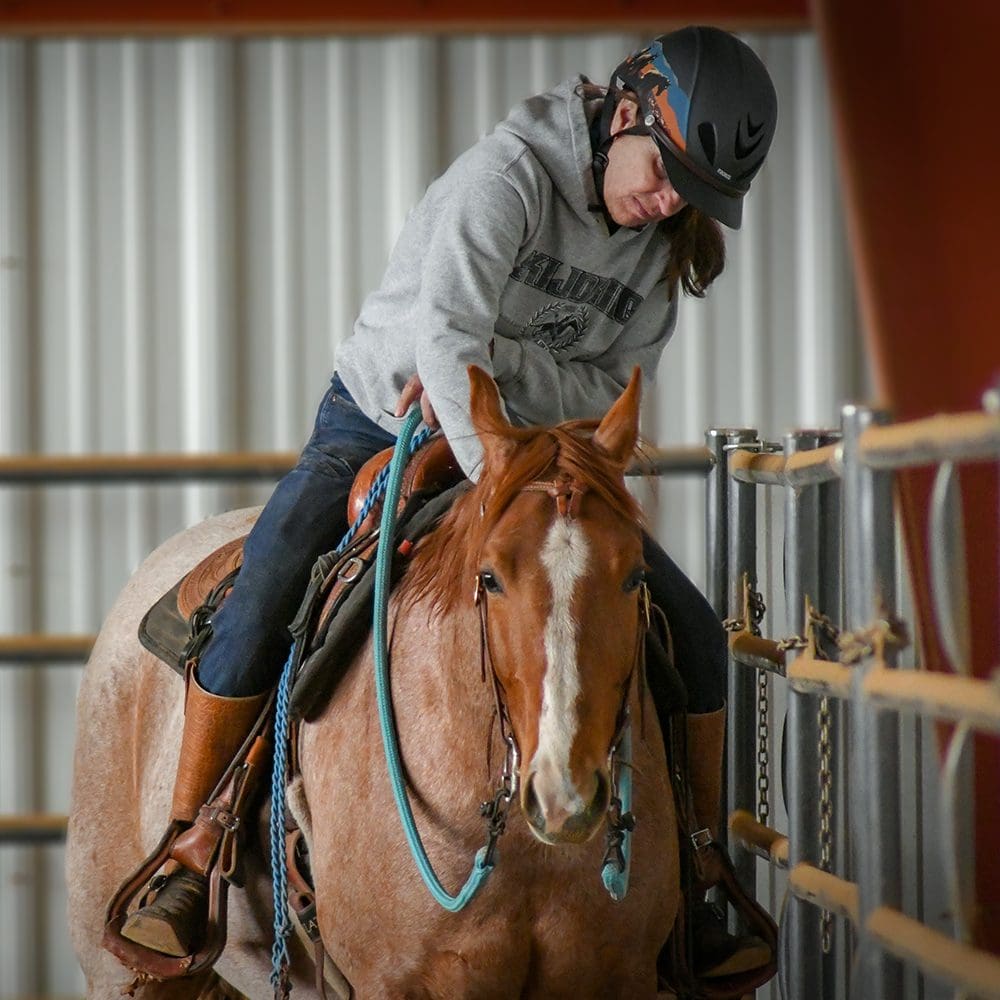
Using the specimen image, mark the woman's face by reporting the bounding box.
[602,99,687,228]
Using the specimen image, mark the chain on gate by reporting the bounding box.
[723,575,770,824]
[817,690,834,953]
[725,573,914,961]
[778,598,841,954]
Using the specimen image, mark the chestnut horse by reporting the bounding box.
[67,367,678,999]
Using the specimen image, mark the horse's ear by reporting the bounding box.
[468,365,517,473]
[593,367,642,468]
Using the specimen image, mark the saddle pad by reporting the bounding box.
[138,537,247,674]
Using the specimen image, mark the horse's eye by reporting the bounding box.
[623,568,645,593]
[480,571,504,595]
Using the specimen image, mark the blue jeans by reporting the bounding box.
[198,374,396,697]
[198,374,725,713]
[642,536,726,714]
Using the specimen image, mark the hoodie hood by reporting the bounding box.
[495,76,605,229]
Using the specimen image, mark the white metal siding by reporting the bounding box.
[0,32,860,996]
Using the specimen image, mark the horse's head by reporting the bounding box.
[438,367,648,846]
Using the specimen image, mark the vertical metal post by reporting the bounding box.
[722,429,760,896]
[783,430,841,1000]
[705,429,732,620]
[841,404,903,1000]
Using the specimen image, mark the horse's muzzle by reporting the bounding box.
[522,768,610,845]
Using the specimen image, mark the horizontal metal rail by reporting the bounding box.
[785,653,853,697]
[784,654,1000,733]
[0,445,715,485]
[729,632,787,674]
[0,813,68,844]
[0,634,96,664]
[860,410,1000,470]
[728,443,842,488]
[788,863,1000,998]
[728,809,788,868]
[629,445,715,477]
[867,906,1000,999]
[0,451,299,484]
[864,662,1000,733]
[788,863,860,925]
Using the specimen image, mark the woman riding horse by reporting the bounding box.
[111,25,778,983]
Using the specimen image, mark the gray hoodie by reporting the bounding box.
[335,76,678,477]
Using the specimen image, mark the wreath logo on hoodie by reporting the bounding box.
[522,302,590,354]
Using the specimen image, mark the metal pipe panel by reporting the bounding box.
[842,403,903,1000]
[724,431,761,899]
[783,429,837,1000]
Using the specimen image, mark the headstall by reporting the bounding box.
[472,474,652,867]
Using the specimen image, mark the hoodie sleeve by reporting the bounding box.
[413,168,530,479]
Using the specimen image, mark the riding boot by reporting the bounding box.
[121,671,268,958]
[686,706,772,979]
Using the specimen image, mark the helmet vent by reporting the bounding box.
[698,122,718,165]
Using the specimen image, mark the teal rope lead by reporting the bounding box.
[270,422,431,994]
[373,407,494,911]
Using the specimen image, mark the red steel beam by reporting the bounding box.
[813,0,1000,954]
[0,0,809,33]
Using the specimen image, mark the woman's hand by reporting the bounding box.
[395,373,439,429]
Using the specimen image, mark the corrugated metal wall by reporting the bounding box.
[0,32,861,997]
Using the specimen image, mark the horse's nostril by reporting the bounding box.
[523,773,543,829]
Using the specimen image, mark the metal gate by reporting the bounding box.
[710,390,1000,999]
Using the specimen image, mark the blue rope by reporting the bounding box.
[600,723,633,902]
[269,424,431,993]
[372,409,494,911]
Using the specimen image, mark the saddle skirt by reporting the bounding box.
[137,436,466,714]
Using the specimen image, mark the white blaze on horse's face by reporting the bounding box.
[523,515,608,845]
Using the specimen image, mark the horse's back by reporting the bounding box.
[66,508,260,998]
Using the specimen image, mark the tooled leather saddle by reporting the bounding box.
[137,436,465,713]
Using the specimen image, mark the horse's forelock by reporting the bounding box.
[404,422,644,616]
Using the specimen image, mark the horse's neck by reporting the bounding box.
[387,589,492,732]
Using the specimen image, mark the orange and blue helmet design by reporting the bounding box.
[622,40,691,153]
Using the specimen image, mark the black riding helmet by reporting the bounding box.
[598,27,778,229]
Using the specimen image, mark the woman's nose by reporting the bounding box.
[656,185,685,217]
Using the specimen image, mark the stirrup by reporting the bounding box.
[689,900,772,979]
[102,820,231,980]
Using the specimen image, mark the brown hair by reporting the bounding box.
[661,205,726,299]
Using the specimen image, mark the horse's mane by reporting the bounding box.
[404,420,645,615]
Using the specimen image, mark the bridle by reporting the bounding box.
[472,471,652,865]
